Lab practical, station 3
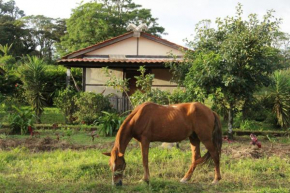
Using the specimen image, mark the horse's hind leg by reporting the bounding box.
[180,133,201,183]
[203,141,221,184]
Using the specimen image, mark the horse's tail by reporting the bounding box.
[195,112,222,165]
[212,112,222,158]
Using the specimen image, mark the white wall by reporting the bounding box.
[139,37,183,55]
[85,37,137,55]
[86,68,123,97]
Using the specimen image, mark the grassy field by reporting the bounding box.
[0,131,290,193]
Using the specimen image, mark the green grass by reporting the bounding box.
[0,136,290,192]
[41,107,65,124]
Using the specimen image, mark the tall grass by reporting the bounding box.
[0,143,289,193]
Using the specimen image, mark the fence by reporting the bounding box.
[108,96,132,113]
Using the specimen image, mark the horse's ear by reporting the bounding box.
[102,152,111,157]
[118,152,124,157]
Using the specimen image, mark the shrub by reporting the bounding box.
[0,55,16,70]
[44,66,82,106]
[0,71,22,98]
[54,87,78,124]
[269,70,290,128]
[18,56,47,123]
[7,106,35,135]
[242,97,270,122]
[74,92,112,124]
[95,111,126,136]
[168,88,197,104]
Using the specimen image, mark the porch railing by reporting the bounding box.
[108,96,132,113]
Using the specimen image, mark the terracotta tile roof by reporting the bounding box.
[58,58,182,63]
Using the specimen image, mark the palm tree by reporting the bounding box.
[19,56,47,123]
[269,70,290,128]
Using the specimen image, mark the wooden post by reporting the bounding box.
[66,67,71,88]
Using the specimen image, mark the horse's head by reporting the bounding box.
[103,148,126,186]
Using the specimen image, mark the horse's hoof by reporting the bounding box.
[180,178,188,183]
[211,180,219,184]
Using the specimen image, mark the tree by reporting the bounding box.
[172,4,282,138]
[21,15,66,61]
[57,0,165,56]
[0,0,36,57]
[19,56,47,123]
[268,70,290,128]
[0,43,16,70]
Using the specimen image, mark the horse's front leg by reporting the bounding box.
[140,138,150,184]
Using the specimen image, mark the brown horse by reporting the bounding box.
[103,102,222,186]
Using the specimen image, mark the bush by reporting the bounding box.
[168,88,197,104]
[0,71,22,98]
[54,87,78,124]
[44,66,82,106]
[7,106,35,135]
[130,89,170,107]
[95,111,126,136]
[242,97,270,122]
[0,55,16,70]
[74,92,112,124]
[18,56,47,123]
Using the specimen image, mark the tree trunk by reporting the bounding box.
[228,106,234,140]
[36,113,41,124]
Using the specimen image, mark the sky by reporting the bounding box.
[14,0,290,46]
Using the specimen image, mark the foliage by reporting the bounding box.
[54,87,78,124]
[168,88,197,104]
[0,70,22,98]
[56,0,165,56]
[242,96,271,122]
[74,92,112,125]
[21,15,66,61]
[0,43,16,70]
[7,105,35,134]
[172,4,283,137]
[0,1,66,60]
[44,65,82,106]
[95,111,126,137]
[103,67,130,97]
[0,0,36,57]
[129,66,173,106]
[0,54,16,69]
[0,43,12,55]
[130,66,155,106]
[18,55,47,123]
[135,66,154,93]
[268,70,290,128]
[104,66,189,107]
[130,89,169,107]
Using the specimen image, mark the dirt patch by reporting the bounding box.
[1,136,290,159]
[0,137,112,152]
[222,137,290,159]
[224,146,263,159]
